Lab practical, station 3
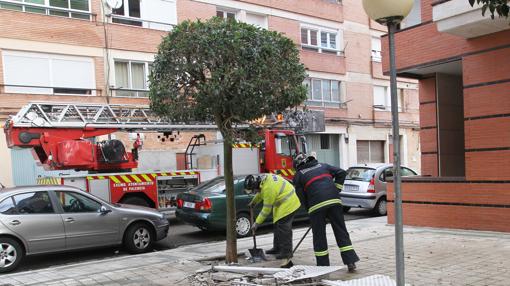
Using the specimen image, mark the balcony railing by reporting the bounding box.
[1,84,100,96]
[301,44,344,56]
[0,0,95,21]
[110,14,173,31]
[111,88,149,98]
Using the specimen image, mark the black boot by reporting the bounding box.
[347,263,357,273]
[265,248,279,255]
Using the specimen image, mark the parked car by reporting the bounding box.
[340,164,418,216]
[0,185,169,273]
[175,175,308,237]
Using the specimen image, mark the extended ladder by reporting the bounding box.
[7,102,218,131]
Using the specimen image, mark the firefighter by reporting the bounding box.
[132,133,143,161]
[245,174,301,266]
[292,154,360,272]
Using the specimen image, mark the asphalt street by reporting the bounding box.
[13,209,375,273]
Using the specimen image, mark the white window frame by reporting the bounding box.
[216,8,237,20]
[0,0,92,20]
[304,78,344,108]
[300,24,343,56]
[113,59,151,98]
[373,85,404,112]
[371,37,382,62]
[2,50,96,96]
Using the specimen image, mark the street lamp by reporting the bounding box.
[362,1,414,286]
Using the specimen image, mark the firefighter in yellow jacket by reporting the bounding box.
[245,174,301,263]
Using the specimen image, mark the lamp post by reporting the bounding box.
[362,1,414,286]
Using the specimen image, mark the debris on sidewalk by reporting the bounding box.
[186,264,342,285]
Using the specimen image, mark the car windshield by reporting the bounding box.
[346,167,376,182]
[190,177,226,194]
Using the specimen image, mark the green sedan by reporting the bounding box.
[175,176,308,237]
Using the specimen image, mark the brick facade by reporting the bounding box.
[0,0,421,186]
[383,0,510,232]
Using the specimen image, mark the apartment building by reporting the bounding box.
[382,0,510,232]
[0,0,420,186]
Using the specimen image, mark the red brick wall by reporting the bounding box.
[421,0,434,22]
[177,0,216,21]
[239,0,343,22]
[268,16,299,44]
[300,50,346,74]
[463,47,510,86]
[382,24,510,72]
[387,181,510,232]
[465,118,510,150]
[464,83,510,118]
[466,150,510,181]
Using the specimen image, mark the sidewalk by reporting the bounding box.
[1,216,509,285]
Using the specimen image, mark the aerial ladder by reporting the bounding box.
[4,102,218,172]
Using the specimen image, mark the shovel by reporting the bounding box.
[248,206,266,262]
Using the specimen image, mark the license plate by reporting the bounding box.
[183,201,195,208]
[344,185,359,192]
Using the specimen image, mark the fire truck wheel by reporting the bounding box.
[235,213,252,238]
[0,237,24,273]
[123,222,154,254]
[120,196,150,207]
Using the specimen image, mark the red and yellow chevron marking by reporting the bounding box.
[86,171,199,183]
[36,177,62,185]
[271,169,296,177]
[232,143,259,148]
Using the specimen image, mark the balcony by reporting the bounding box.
[433,0,510,39]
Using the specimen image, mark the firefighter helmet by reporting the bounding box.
[293,153,308,169]
[244,175,262,193]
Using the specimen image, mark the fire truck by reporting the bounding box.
[4,102,324,211]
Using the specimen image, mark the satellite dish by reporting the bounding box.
[106,0,122,9]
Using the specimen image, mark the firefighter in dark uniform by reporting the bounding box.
[292,154,360,272]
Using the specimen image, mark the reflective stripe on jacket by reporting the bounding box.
[293,159,347,214]
[250,174,301,224]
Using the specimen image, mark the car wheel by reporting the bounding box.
[235,213,252,238]
[120,197,150,207]
[0,237,23,273]
[343,206,351,213]
[374,197,387,216]
[123,222,154,254]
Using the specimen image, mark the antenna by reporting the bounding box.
[105,0,122,9]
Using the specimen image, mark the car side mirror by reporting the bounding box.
[100,206,112,215]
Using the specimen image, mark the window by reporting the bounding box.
[275,135,293,156]
[371,37,382,62]
[301,26,341,54]
[304,78,343,108]
[2,51,95,95]
[373,86,404,112]
[245,12,267,29]
[357,140,384,164]
[380,167,417,182]
[216,9,236,20]
[13,192,54,214]
[114,60,150,97]
[0,197,16,215]
[112,0,142,26]
[0,0,91,19]
[56,191,101,213]
[320,134,330,150]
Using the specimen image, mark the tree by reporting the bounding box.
[149,18,307,263]
[469,0,509,18]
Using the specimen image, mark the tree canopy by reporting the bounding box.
[149,17,307,263]
[469,0,509,18]
[149,18,307,138]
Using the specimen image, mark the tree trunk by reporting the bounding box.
[223,135,238,263]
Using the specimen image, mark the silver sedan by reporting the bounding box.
[0,185,169,273]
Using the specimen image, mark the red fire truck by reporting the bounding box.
[4,102,324,211]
